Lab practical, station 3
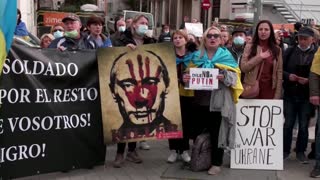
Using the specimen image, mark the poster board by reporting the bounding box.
[231,99,283,170]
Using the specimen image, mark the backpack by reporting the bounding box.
[190,132,212,171]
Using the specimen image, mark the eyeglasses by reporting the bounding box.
[206,33,220,39]
[53,29,64,32]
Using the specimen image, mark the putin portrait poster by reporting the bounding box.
[97,43,182,144]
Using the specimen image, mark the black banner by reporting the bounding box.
[0,44,105,179]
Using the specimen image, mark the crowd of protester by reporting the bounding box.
[19,10,320,178]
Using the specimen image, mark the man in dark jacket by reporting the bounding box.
[227,28,246,64]
[49,13,96,50]
[283,27,317,163]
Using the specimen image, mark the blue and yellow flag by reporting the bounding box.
[0,0,17,73]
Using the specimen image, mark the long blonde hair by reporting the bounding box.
[199,26,221,58]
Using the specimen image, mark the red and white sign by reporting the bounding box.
[186,68,219,90]
[201,0,211,10]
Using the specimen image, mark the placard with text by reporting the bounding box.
[231,99,283,170]
[185,68,219,90]
[0,44,106,179]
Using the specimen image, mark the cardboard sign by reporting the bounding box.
[185,23,203,37]
[231,99,283,170]
[185,68,219,90]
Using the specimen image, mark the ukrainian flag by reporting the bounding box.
[0,0,16,73]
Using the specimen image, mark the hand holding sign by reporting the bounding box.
[186,68,219,90]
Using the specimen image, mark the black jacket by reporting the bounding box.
[283,44,317,99]
[158,32,171,43]
[113,28,156,47]
[48,33,97,50]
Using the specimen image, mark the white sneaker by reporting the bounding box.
[167,151,178,163]
[139,141,150,150]
[181,151,191,163]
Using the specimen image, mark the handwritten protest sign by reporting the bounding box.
[231,99,283,170]
[185,68,219,90]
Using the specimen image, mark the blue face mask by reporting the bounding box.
[233,36,245,46]
[136,25,148,36]
[53,31,64,38]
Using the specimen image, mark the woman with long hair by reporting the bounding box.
[240,20,283,99]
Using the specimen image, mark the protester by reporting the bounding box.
[290,22,303,46]
[40,33,54,48]
[220,30,230,47]
[86,15,112,48]
[184,26,241,175]
[245,33,253,44]
[283,27,317,163]
[167,30,196,163]
[51,23,64,39]
[110,18,126,46]
[275,30,288,52]
[191,18,198,23]
[125,17,133,28]
[179,16,190,29]
[220,25,227,31]
[309,47,320,178]
[15,9,29,39]
[228,28,246,64]
[48,13,96,50]
[158,24,171,42]
[187,33,200,51]
[112,14,156,168]
[240,20,283,99]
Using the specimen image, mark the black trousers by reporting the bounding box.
[117,142,136,154]
[195,105,224,166]
[168,96,195,152]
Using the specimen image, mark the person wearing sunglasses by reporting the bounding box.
[51,23,65,39]
[184,26,242,175]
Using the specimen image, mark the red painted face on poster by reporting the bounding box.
[110,51,169,125]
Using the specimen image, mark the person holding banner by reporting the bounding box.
[186,26,242,175]
[48,13,97,50]
[112,14,157,168]
[240,20,283,99]
[309,47,320,178]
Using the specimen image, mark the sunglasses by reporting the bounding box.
[53,29,64,32]
[206,33,220,39]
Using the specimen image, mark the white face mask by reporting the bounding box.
[298,44,311,52]
[233,36,245,46]
[118,26,126,32]
[164,30,170,34]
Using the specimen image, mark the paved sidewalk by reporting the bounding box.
[14,139,316,180]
